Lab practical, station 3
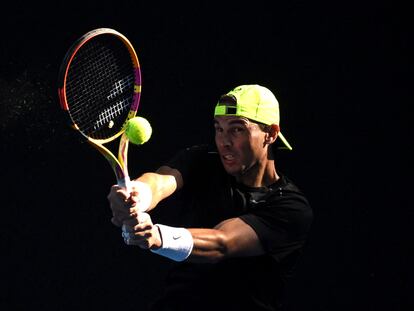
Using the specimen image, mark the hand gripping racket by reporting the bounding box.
[57,28,141,191]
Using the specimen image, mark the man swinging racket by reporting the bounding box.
[108,84,313,311]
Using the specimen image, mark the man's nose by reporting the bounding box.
[218,132,231,147]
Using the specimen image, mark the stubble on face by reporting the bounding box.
[214,117,267,180]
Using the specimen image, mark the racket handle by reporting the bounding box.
[117,175,131,194]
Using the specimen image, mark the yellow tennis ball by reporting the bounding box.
[125,116,152,145]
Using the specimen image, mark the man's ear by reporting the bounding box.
[265,124,280,144]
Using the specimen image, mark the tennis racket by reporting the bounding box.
[57,28,141,191]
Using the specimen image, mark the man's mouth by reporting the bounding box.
[221,153,237,166]
[223,154,235,160]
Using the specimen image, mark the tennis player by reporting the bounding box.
[108,84,313,311]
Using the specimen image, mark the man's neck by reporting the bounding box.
[236,160,279,188]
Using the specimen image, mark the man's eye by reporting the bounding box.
[231,127,244,133]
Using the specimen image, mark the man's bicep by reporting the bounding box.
[215,217,265,258]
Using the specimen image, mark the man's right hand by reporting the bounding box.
[107,185,132,227]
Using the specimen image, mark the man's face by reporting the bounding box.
[213,116,268,178]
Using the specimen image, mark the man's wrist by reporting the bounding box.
[149,224,163,250]
[150,224,194,262]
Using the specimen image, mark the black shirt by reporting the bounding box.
[150,145,313,311]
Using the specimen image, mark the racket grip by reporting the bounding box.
[117,176,131,193]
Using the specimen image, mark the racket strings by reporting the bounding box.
[66,35,136,140]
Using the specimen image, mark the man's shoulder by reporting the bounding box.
[184,144,218,155]
[279,175,304,194]
[168,144,222,175]
[181,144,221,163]
[266,175,312,210]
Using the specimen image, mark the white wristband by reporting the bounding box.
[150,224,194,262]
[130,180,152,212]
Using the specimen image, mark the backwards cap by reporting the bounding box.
[214,84,292,150]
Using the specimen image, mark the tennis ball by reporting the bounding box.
[125,116,152,145]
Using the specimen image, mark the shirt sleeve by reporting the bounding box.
[239,192,313,262]
[165,144,211,186]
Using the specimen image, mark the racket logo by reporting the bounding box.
[93,97,132,131]
[107,76,134,100]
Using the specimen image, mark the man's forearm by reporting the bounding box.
[136,171,178,210]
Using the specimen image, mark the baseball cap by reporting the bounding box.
[214,84,293,150]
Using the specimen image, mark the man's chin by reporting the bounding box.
[221,162,241,176]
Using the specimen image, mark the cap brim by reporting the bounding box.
[276,132,293,150]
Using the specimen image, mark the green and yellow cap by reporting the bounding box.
[214,84,293,150]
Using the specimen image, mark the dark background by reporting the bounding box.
[2,1,410,310]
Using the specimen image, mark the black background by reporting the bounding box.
[2,1,410,310]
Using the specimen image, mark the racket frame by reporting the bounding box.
[57,28,142,187]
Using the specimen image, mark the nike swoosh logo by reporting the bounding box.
[173,235,181,240]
